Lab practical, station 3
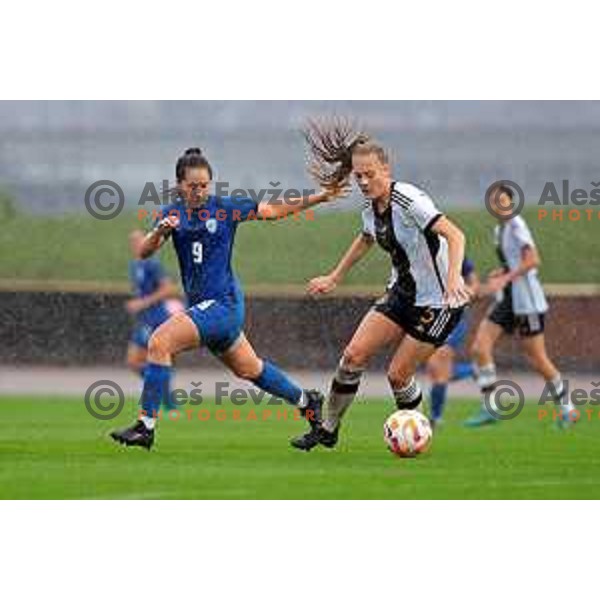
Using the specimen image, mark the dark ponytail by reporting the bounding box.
[175,147,213,183]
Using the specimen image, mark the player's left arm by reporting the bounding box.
[141,278,179,310]
[487,220,540,292]
[126,275,179,314]
[506,219,541,281]
[487,245,540,293]
[505,244,540,282]
[256,187,341,221]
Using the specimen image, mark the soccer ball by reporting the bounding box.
[383,410,432,458]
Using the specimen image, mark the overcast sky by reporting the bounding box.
[1,101,599,133]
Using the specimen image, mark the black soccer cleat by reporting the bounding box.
[290,425,339,452]
[110,420,154,450]
[299,389,324,429]
[290,427,321,451]
[319,425,339,448]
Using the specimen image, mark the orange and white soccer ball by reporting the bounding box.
[383,410,432,458]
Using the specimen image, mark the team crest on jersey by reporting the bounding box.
[206,218,218,234]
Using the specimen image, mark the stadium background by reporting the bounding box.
[2,101,600,499]
[1,100,598,371]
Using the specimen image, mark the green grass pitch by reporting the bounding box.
[1,395,600,499]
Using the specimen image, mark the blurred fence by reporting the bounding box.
[2,290,598,372]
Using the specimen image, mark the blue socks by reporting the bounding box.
[451,361,474,382]
[430,363,474,421]
[140,360,302,422]
[140,362,173,418]
[251,361,303,405]
[430,384,447,422]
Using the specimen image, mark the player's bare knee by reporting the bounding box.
[233,363,263,381]
[147,333,171,362]
[341,344,368,371]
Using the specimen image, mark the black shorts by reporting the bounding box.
[488,293,545,337]
[373,291,465,348]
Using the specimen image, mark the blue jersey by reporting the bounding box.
[128,258,171,328]
[162,196,259,305]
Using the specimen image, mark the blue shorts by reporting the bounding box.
[445,311,469,350]
[130,312,172,350]
[187,290,245,355]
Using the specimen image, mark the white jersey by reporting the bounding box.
[495,216,548,314]
[361,181,452,307]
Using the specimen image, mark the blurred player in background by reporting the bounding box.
[465,184,575,427]
[111,147,341,450]
[292,120,472,451]
[425,257,479,428]
[126,230,183,409]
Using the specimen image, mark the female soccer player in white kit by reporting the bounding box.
[292,120,471,451]
[465,183,575,427]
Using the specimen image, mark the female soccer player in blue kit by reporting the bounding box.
[125,229,182,376]
[111,147,339,449]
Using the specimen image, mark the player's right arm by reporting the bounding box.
[140,214,180,259]
[307,233,374,296]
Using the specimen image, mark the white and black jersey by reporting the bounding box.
[361,181,452,308]
[362,182,463,346]
[488,216,548,337]
[494,216,548,315]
